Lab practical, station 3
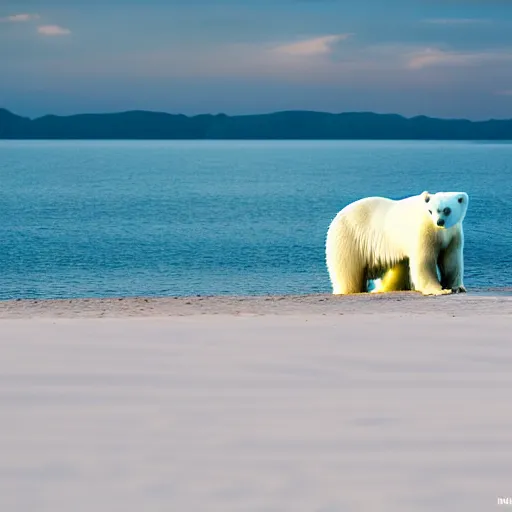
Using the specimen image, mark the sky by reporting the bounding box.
[1,0,512,119]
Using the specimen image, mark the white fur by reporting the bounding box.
[325,191,469,296]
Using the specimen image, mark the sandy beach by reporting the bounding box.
[1,293,511,511]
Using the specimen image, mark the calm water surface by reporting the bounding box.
[0,140,511,299]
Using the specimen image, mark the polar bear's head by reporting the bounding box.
[421,191,469,229]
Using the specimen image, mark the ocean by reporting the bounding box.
[0,140,511,300]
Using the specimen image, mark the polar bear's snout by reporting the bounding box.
[436,207,452,227]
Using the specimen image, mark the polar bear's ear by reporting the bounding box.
[422,191,431,203]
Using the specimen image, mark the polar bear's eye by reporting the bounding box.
[458,197,463,203]
[428,210,432,215]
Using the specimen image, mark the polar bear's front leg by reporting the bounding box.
[439,234,466,293]
[409,254,452,296]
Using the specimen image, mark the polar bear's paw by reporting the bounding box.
[421,287,453,296]
[451,285,467,294]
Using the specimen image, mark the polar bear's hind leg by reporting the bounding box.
[372,260,411,293]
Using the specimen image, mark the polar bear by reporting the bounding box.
[325,191,468,296]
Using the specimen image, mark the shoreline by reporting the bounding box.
[0,291,510,318]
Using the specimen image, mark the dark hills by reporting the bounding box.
[1,107,512,140]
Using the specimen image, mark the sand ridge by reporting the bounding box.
[0,291,510,318]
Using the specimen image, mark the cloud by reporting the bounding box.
[272,34,351,57]
[406,47,512,69]
[496,90,512,96]
[423,18,490,25]
[407,48,474,69]
[0,13,39,22]
[37,25,71,36]
[1,13,71,36]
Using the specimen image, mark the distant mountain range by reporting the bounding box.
[1,107,512,140]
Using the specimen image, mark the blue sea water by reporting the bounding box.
[0,140,511,300]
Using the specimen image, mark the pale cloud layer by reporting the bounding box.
[37,25,71,36]
[5,23,510,82]
[0,13,39,22]
[272,34,351,57]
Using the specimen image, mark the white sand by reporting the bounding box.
[1,294,511,511]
